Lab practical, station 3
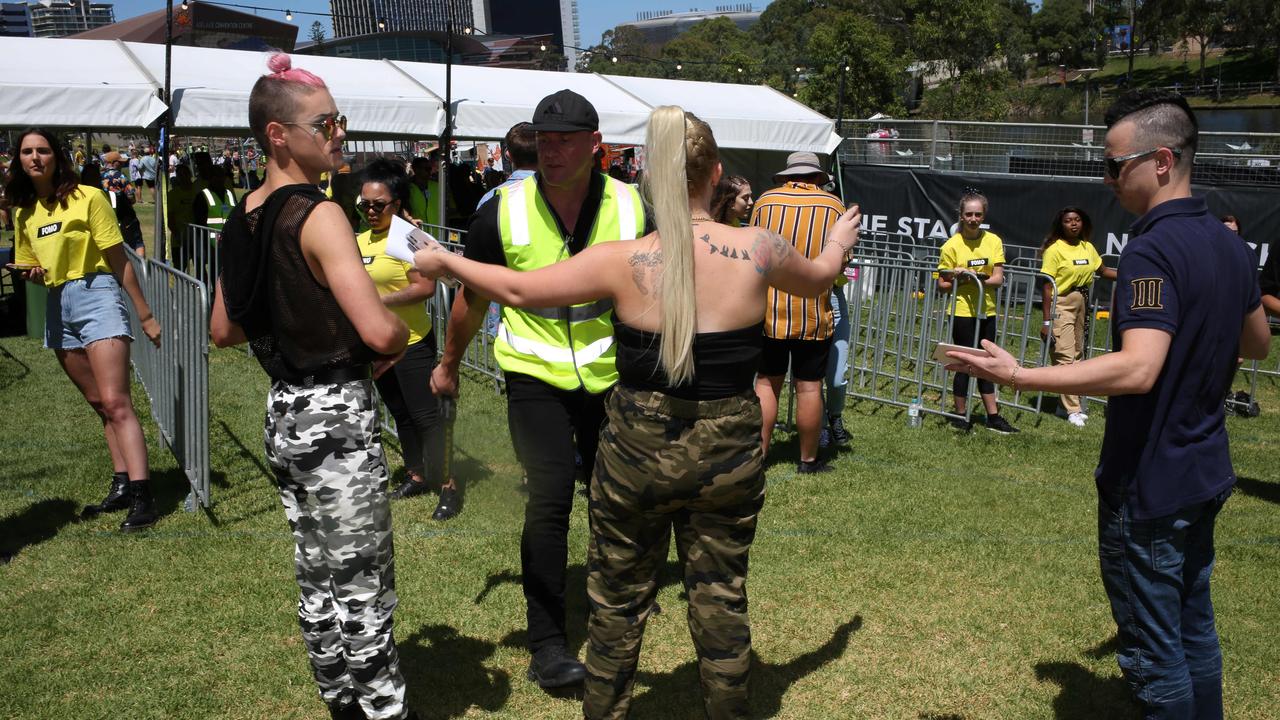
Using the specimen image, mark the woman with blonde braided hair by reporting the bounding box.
[416,105,860,719]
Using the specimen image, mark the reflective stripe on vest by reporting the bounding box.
[202,188,235,226]
[493,175,646,393]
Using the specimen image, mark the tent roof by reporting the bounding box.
[125,43,445,138]
[0,37,837,153]
[597,74,841,154]
[387,61,651,144]
[0,38,166,130]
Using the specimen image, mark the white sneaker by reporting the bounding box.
[1078,411,1089,420]
[1068,413,1087,427]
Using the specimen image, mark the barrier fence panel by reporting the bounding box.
[123,247,211,510]
[422,224,505,391]
[838,119,1280,186]
[842,259,1058,422]
[171,224,221,292]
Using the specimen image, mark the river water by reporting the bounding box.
[1196,107,1280,134]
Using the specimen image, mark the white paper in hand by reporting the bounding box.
[386,215,459,287]
[386,214,433,263]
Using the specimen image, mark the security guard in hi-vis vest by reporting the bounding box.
[431,89,648,690]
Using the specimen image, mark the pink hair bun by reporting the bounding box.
[267,52,293,74]
[263,51,327,87]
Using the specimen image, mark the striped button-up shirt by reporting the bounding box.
[751,181,844,340]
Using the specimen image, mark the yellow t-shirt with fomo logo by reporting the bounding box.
[938,231,1005,318]
[356,228,432,346]
[1040,238,1103,295]
[13,185,124,287]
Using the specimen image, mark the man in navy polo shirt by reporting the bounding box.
[955,89,1271,718]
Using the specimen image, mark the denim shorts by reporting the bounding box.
[45,273,133,350]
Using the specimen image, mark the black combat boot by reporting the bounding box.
[81,472,131,518]
[120,480,158,532]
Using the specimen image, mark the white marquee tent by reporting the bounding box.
[0,37,840,156]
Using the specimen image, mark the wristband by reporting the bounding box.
[1009,365,1020,391]
[1042,321,1051,327]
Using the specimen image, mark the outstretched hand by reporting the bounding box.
[945,340,1018,385]
[413,239,450,280]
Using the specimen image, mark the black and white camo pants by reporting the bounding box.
[264,379,408,720]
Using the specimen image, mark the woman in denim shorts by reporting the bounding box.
[6,128,162,532]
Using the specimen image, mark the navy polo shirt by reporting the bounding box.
[1096,197,1260,519]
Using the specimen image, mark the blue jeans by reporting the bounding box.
[1097,487,1232,720]
[824,286,850,416]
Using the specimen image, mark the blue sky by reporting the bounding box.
[107,1,776,48]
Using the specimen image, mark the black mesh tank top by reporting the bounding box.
[223,189,375,382]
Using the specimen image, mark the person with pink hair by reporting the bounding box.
[210,53,416,720]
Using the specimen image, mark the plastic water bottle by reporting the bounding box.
[907,398,923,428]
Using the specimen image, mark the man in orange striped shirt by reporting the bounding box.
[751,152,847,473]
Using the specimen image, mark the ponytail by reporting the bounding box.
[643,106,698,386]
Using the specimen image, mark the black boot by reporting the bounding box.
[120,480,158,532]
[432,481,463,521]
[326,697,368,720]
[81,472,131,518]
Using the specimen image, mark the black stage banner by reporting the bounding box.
[840,166,1280,269]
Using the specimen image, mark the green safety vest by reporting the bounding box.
[494,175,645,393]
[201,187,236,226]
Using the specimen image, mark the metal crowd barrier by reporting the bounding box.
[420,223,505,391]
[123,247,211,510]
[841,258,1057,423]
[171,224,221,291]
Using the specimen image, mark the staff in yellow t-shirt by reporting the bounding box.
[354,159,458,519]
[936,190,1019,434]
[5,128,163,532]
[1038,206,1117,427]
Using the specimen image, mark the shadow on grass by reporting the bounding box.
[1034,660,1136,720]
[0,340,31,388]
[626,615,863,719]
[399,623,511,718]
[0,497,78,563]
[1235,476,1280,506]
[481,560,687,661]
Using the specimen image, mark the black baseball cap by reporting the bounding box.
[528,89,599,133]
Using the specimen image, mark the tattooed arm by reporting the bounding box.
[756,205,861,297]
[415,241,621,309]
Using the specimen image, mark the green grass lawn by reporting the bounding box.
[1,335,1278,719]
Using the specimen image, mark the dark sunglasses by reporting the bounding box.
[283,113,348,141]
[1104,146,1181,179]
[356,198,392,214]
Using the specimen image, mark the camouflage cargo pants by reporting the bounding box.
[264,379,408,720]
[584,386,766,720]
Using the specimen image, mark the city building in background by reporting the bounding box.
[28,0,113,38]
[1,2,32,37]
[617,4,760,46]
[476,0,580,70]
[69,3,296,51]
[329,0,476,38]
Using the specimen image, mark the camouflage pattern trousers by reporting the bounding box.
[584,386,766,720]
[263,379,408,720]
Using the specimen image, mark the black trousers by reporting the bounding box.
[374,334,446,486]
[951,316,997,397]
[506,372,608,652]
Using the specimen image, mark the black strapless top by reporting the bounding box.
[614,319,763,400]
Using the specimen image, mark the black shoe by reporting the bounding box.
[797,459,833,474]
[326,698,367,720]
[120,481,158,532]
[526,644,586,688]
[390,477,431,500]
[948,416,972,432]
[829,416,851,446]
[818,426,831,449]
[985,414,1020,435]
[432,485,462,521]
[82,473,131,518]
